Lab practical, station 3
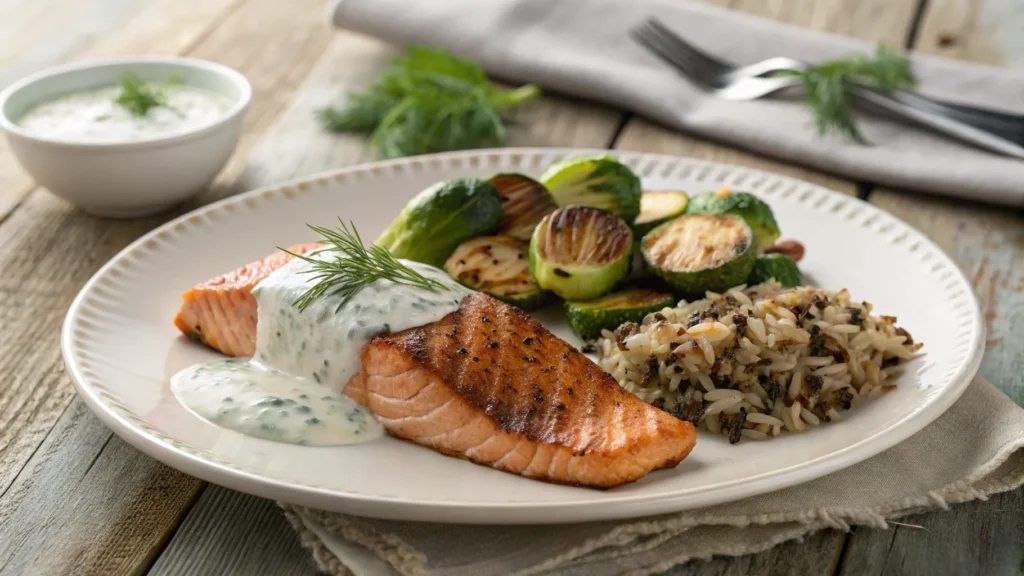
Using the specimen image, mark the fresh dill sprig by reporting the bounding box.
[281,219,448,312]
[114,72,169,116]
[316,45,540,158]
[777,46,916,143]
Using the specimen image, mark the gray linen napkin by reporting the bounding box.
[326,0,1024,207]
[280,377,1024,575]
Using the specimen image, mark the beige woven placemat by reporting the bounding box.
[279,376,1024,576]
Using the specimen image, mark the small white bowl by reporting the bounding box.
[0,57,251,218]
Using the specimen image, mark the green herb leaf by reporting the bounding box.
[281,219,448,312]
[778,46,916,143]
[316,46,540,158]
[113,72,168,116]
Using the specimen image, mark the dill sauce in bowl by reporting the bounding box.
[0,57,251,217]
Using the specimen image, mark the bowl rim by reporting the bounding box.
[0,56,252,151]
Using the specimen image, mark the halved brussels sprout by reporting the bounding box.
[642,213,756,296]
[375,178,502,267]
[633,190,689,236]
[529,205,632,300]
[748,254,802,288]
[540,156,642,224]
[687,188,780,252]
[565,288,675,340]
[445,236,551,310]
[489,173,558,241]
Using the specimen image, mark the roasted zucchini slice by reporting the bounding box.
[687,188,780,252]
[445,236,551,310]
[565,288,675,340]
[633,190,689,236]
[642,213,756,296]
[489,173,558,241]
[529,205,632,300]
[539,156,642,224]
[748,253,802,288]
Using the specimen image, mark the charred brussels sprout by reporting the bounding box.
[445,236,551,310]
[642,213,756,296]
[489,173,558,241]
[529,205,632,300]
[375,178,502,266]
[687,188,780,252]
[748,254,802,288]
[539,156,642,224]
[633,190,689,236]
[565,288,675,340]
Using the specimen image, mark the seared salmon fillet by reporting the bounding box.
[344,292,696,488]
[173,243,322,356]
[174,250,697,487]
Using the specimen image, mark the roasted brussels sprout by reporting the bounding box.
[489,173,558,241]
[539,156,642,223]
[748,253,802,288]
[445,236,551,310]
[529,205,632,300]
[564,288,675,340]
[687,188,780,252]
[642,213,756,296]
[375,178,502,266]
[633,191,689,236]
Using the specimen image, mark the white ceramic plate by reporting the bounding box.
[62,148,984,524]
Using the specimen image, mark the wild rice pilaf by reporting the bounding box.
[597,281,922,443]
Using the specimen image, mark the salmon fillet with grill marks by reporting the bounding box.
[345,292,696,487]
[174,250,696,488]
[173,243,322,356]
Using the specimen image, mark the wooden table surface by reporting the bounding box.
[0,0,1021,574]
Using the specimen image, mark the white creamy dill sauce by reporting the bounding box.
[172,250,472,446]
[17,83,232,143]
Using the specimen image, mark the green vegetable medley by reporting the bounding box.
[374,155,804,341]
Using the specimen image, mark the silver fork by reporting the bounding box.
[634,19,1024,137]
[631,18,1024,158]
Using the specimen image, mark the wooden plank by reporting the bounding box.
[837,488,1024,576]
[148,486,318,576]
[912,0,1024,67]
[0,0,150,87]
[612,1,922,574]
[0,0,244,223]
[665,529,845,576]
[0,399,203,575]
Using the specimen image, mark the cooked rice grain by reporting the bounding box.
[598,281,922,444]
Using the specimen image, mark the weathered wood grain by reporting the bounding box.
[664,529,845,576]
[837,488,1024,576]
[0,398,203,575]
[148,486,319,576]
[912,0,1024,66]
